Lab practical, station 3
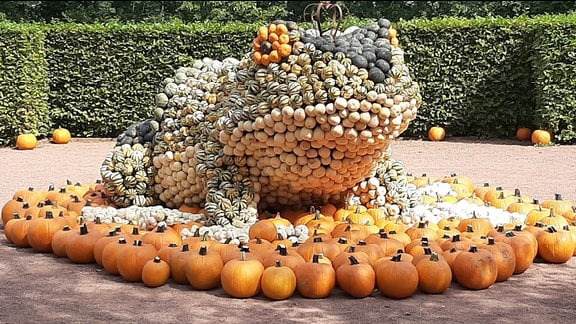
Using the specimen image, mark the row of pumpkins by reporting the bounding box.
[1,175,575,300]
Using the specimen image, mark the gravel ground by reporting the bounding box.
[1,136,575,323]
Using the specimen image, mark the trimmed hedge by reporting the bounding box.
[531,15,576,143]
[397,14,576,142]
[0,23,50,146]
[44,21,258,138]
[0,15,575,145]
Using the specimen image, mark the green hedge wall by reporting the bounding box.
[1,15,576,145]
[531,16,576,143]
[45,21,258,138]
[0,23,50,146]
[397,15,576,142]
[397,17,536,139]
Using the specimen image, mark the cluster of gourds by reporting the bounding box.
[2,174,575,299]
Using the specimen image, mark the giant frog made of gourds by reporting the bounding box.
[100,10,422,228]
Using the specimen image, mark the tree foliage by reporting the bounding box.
[1,1,575,24]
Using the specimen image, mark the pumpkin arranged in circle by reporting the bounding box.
[52,128,72,144]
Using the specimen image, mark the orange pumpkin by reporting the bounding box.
[294,254,336,299]
[452,245,498,290]
[478,237,516,282]
[428,126,445,141]
[531,129,552,145]
[516,127,532,141]
[142,256,171,288]
[261,260,297,300]
[52,128,72,144]
[185,245,224,291]
[414,252,452,294]
[336,255,376,298]
[536,226,574,264]
[373,254,419,299]
[221,250,264,298]
[116,239,157,282]
[15,133,37,150]
[65,223,103,264]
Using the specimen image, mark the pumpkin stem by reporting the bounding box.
[423,246,432,255]
[197,231,208,242]
[357,240,367,246]
[429,252,440,262]
[275,259,283,268]
[199,245,208,256]
[347,245,356,253]
[45,210,54,219]
[313,236,323,243]
[312,253,325,263]
[118,237,127,244]
[487,237,495,245]
[348,255,360,265]
[181,243,190,252]
[468,245,478,253]
[379,231,389,239]
[451,234,461,242]
[131,227,140,236]
[391,254,402,262]
[153,256,162,263]
[337,237,348,245]
[547,226,558,233]
[106,229,117,237]
[554,193,563,201]
[505,230,515,237]
[466,224,474,233]
[277,244,288,256]
[134,240,143,247]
